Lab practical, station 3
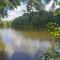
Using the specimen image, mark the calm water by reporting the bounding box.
[0,29,60,60]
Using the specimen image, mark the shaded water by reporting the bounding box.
[0,29,60,60]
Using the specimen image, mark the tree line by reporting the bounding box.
[0,20,12,28]
[12,11,60,30]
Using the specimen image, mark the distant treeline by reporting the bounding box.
[11,11,60,31]
[0,20,12,28]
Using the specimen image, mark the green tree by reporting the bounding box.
[27,0,51,12]
[0,0,20,17]
[44,47,60,60]
[47,22,60,37]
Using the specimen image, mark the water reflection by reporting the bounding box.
[0,29,60,60]
[10,50,44,60]
[10,52,33,60]
[0,35,8,60]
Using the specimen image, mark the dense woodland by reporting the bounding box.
[11,11,60,37]
[12,11,60,30]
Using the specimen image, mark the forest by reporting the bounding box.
[11,10,60,37]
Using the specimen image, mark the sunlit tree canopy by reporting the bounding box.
[0,0,20,17]
[0,0,60,17]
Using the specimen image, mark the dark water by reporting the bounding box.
[0,29,60,60]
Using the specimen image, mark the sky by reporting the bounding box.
[2,0,60,21]
[45,0,60,11]
[3,2,27,21]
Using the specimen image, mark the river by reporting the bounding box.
[0,28,60,60]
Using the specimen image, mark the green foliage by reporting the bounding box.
[57,1,60,5]
[53,11,60,16]
[0,21,4,28]
[27,0,51,12]
[47,22,60,37]
[0,0,20,17]
[12,11,60,32]
[0,0,60,17]
[44,47,60,60]
[0,20,12,28]
[47,22,59,32]
[12,12,35,30]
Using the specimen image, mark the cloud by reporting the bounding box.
[45,0,60,11]
[3,1,60,20]
[3,3,27,20]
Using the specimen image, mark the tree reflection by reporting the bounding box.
[34,50,44,60]
[10,52,33,60]
[0,37,8,60]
